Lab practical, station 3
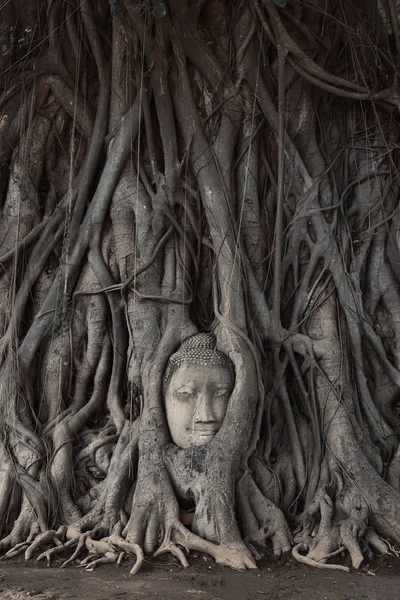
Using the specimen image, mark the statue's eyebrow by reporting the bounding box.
[175,385,196,392]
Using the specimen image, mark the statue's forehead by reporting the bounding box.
[169,363,233,385]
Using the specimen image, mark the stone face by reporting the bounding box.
[164,363,234,448]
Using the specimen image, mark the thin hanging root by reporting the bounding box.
[117,551,126,566]
[153,539,189,569]
[292,543,350,572]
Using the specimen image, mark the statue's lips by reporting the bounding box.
[190,427,218,435]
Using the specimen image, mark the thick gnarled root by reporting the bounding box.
[0,504,257,575]
[0,517,43,559]
[124,480,258,574]
[173,522,257,571]
[236,472,293,557]
[105,525,145,575]
[294,491,393,571]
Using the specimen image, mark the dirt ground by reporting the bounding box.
[0,552,399,600]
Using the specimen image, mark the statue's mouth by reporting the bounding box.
[192,428,217,435]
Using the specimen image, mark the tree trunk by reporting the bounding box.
[0,0,400,573]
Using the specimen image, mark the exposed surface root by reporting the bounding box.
[236,471,292,556]
[292,544,350,572]
[172,523,257,572]
[153,539,189,570]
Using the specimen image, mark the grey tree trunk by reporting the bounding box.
[0,0,400,573]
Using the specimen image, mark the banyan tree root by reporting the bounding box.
[1,0,400,577]
[293,450,400,571]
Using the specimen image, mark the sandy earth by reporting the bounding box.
[0,553,399,600]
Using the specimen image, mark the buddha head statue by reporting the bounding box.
[163,333,235,449]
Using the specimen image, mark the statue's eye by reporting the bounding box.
[214,390,229,400]
[177,391,195,400]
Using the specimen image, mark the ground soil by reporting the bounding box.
[0,552,399,600]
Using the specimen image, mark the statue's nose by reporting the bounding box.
[194,392,216,422]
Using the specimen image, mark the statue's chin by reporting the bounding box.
[172,433,217,449]
[189,432,216,447]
